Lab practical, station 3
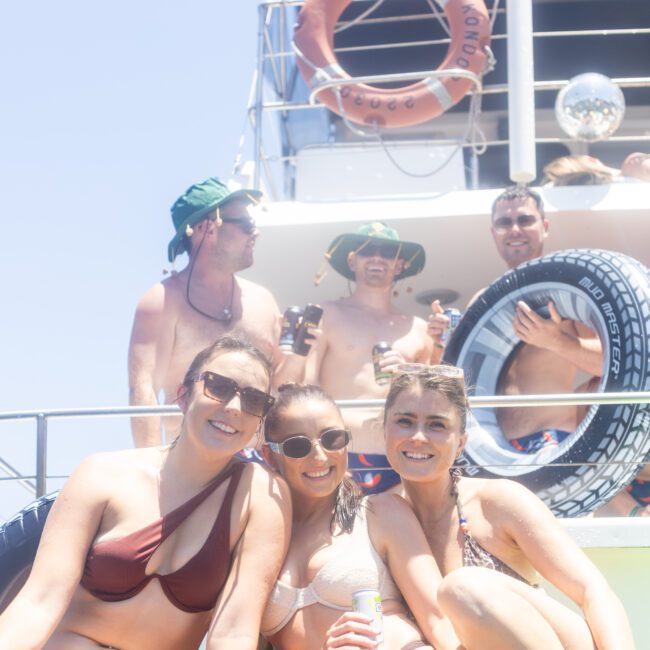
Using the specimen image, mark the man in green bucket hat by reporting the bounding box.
[303,221,435,494]
[128,177,290,447]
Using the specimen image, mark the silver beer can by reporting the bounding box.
[352,589,384,649]
[440,308,462,345]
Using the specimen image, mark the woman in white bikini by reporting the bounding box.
[260,383,461,650]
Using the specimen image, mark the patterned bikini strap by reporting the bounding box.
[449,467,470,537]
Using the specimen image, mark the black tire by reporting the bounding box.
[0,492,57,613]
[443,249,650,517]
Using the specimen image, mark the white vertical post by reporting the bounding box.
[506,0,536,183]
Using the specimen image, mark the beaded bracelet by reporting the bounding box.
[629,504,643,517]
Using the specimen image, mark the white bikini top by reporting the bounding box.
[261,500,401,636]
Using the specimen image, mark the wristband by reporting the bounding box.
[629,504,643,517]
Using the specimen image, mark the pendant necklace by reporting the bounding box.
[184,223,235,323]
[186,272,235,323]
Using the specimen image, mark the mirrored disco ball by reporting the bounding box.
[555,73,625,142]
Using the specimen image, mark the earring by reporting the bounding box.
[185,224,194,237]
[215,207,223,227]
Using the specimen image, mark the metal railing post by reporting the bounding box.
[253,3,268,191]
[36,413,47,497]
[507,0,536,183]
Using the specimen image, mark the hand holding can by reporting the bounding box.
[322,611,380,649]
[372,343,392,385]
[279,306,303,353]
[293,304,323,356]
[440,308,462,346]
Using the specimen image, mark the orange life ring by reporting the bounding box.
[294,0,491,128]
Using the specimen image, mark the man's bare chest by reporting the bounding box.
[174,303,276,357]
[328,311,423,358]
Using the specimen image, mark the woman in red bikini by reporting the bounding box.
[0,336,291,650]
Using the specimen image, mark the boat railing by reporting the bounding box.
[1,391,649,499]
[247,0,650,197]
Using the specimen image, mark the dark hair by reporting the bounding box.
[384,369,470,433]
[490,185,545,221]
[181,335,273,396]
[264,383,362,534]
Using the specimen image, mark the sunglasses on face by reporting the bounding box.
[396,363,465,380]
[266,428,351,459]
[356,243,400,259]
[492,214,540,233]
[221,216,257,235]
[190,371,275,417]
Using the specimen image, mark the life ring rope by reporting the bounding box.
[294,39,485,146]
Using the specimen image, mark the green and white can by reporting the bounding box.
[352,589,384,649]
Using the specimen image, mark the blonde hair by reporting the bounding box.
[543,155,617,186]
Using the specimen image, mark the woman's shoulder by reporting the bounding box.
[464,476,549,519]
[78,447,161,474]
[65,448,161,493]
[241,461,291,503]
[365,492,421,530]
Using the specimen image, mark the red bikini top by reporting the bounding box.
[81,461,244,613]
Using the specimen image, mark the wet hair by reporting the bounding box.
[490,185,545,221]
[264,383,362,534]
[181,335,273,397]
[384,369,470,433]
[543,155,616,186]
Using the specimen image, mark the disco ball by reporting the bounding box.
[555,73,625,142]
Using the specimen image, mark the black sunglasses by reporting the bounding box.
[191,371,275,417]
[266,428,351,459]
[356,243,400,259]
[221,216,257,235]
[492,214,540,233]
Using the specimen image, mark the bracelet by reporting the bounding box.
[628,504,643,517]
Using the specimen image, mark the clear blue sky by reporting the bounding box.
[0,0,263,520]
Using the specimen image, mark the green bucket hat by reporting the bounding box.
[324,222,426,281]
[167,177,263,262]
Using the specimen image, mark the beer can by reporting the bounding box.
[293,304,323,356]
[372,342,392,386]
[279,306,303,353]
[440,308,462,345]
[352,589,384,649]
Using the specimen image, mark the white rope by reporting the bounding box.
[490,0,501,31]
[334,0,386,34]
[373,87,485,179]
[426,0,451,37]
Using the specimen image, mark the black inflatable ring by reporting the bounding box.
[0,492,57,613]
[444,249,650,517]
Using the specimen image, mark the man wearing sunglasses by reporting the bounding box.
[431,185,603,456]
[302,222,434,494]
[128,177,296,447]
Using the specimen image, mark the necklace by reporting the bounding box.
[184,222,236,323]
[185,264,236,323]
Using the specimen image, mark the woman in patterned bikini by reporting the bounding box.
[383,364,634,650]
[0,336,291,650]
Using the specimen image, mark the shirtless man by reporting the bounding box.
[429,185,603,452]
[128,177,296,447]
[304,222,434,493]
